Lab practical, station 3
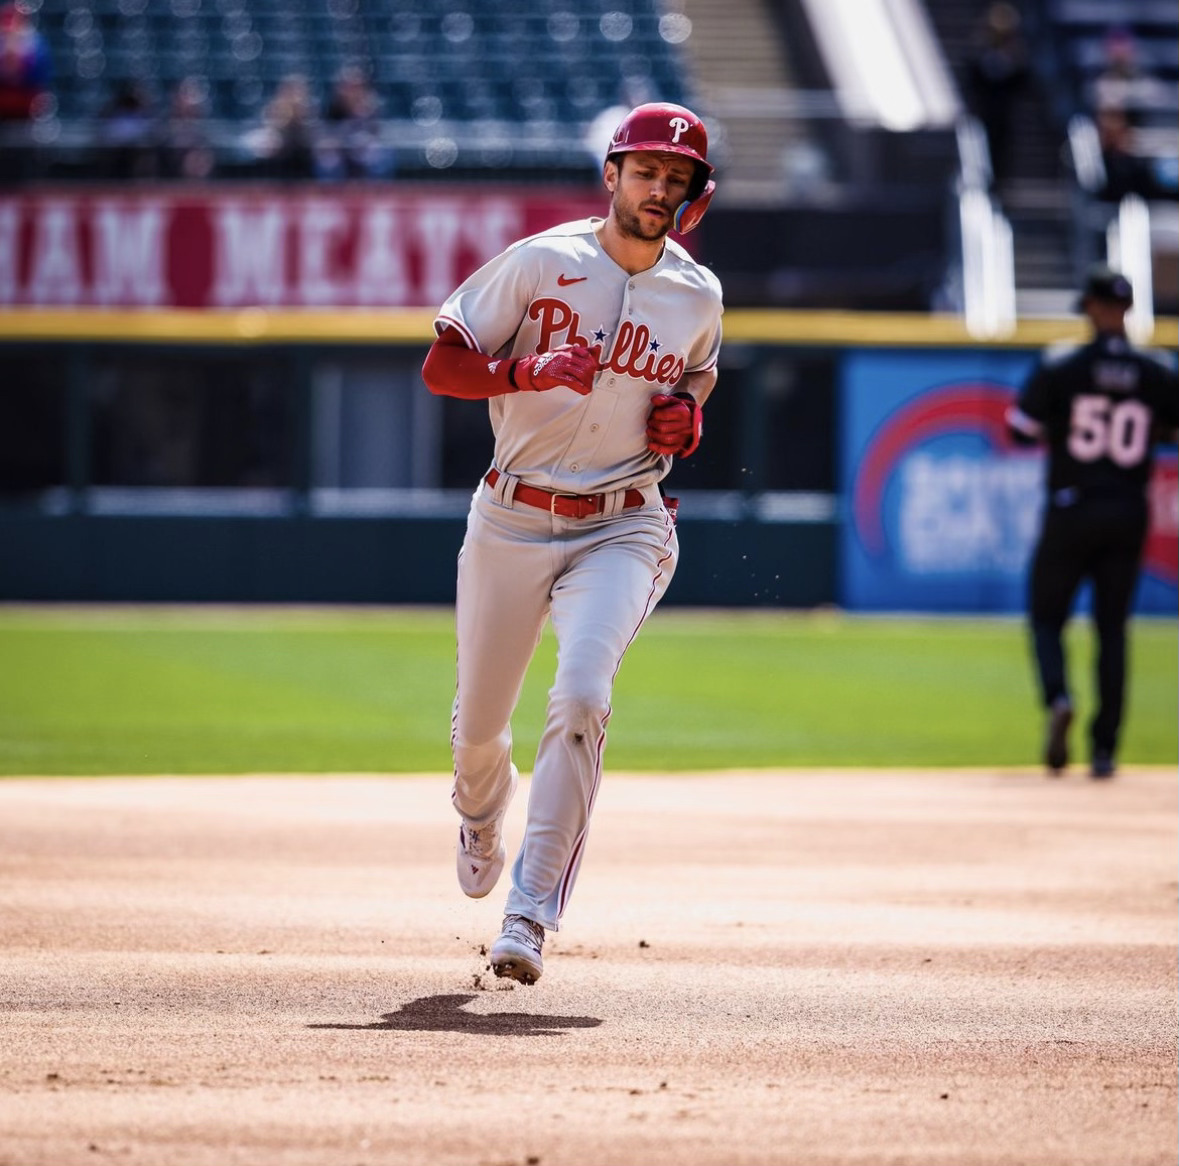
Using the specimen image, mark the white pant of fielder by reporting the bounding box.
[450,477,678,930]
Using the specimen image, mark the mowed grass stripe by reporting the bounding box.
[0,608,1174,774]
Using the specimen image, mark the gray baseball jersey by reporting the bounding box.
[434,215,723,495]
[436,214,723,937]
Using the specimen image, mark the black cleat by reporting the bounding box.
[1044,697,1073,773]
[1090,750,1116,780]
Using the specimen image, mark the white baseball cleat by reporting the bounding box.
[490,914,545,985]
[456,766,518,898]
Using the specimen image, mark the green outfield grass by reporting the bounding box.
[0,606,1174,775]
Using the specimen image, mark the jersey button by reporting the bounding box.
[570,463,580,472]
[590,424,600,432]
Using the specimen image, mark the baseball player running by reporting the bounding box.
[421,103,724,983]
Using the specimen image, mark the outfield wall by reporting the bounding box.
[0,309,1175,613]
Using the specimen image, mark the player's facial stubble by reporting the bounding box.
[607,155,694,244]
[612,192,670,242]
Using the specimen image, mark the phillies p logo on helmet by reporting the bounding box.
[668,116,690,143]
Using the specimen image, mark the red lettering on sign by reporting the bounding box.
[0,189,603,307]
[1145,458,1178,583]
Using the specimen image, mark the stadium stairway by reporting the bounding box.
[664,0,816,204]
[923,0,1078,315]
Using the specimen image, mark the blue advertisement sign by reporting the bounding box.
[840,348,1178,614]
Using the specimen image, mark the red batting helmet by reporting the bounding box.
[606,102,716,234]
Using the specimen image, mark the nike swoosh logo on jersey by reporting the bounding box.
[557,274,588,286]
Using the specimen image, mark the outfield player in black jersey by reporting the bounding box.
[1007,265,1179,778]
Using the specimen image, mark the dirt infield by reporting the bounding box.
[0,769,1175,1166]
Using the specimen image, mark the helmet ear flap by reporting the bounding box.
[673,179,715,234]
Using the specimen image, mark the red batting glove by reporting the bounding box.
[511,344,598,395]
[646,392,702,457]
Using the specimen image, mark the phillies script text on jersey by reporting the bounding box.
[527,296,687,386]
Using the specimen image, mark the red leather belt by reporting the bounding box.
[485,469,646,519]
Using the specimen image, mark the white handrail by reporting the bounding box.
[959,184,1016,339]
[1107,194,1155,344]
[955,115,992,191]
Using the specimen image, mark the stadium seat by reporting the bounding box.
[28,0,698,178]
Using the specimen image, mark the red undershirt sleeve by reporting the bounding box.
[422,328,520,400]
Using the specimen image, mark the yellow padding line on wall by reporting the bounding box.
[0,307,1175,349]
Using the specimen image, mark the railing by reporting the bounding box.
[954,115,1015,339]
[1106,193,1155,345]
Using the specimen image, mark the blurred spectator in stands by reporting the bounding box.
[0,1,49,119]
[98,80,160,180]
[1094,105,1170,202]
[248,73,318,180]
[964,1,1029,192]
[1091,26,1168,120]
[161,76,215,181]
[318,65,391,180]
[0,0,52,182]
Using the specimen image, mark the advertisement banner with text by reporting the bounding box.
[841,349,1177,615]
[0,186,609,309]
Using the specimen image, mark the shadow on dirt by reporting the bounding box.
[308,993,603,1037]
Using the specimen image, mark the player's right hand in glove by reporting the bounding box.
[511,344,598,395]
